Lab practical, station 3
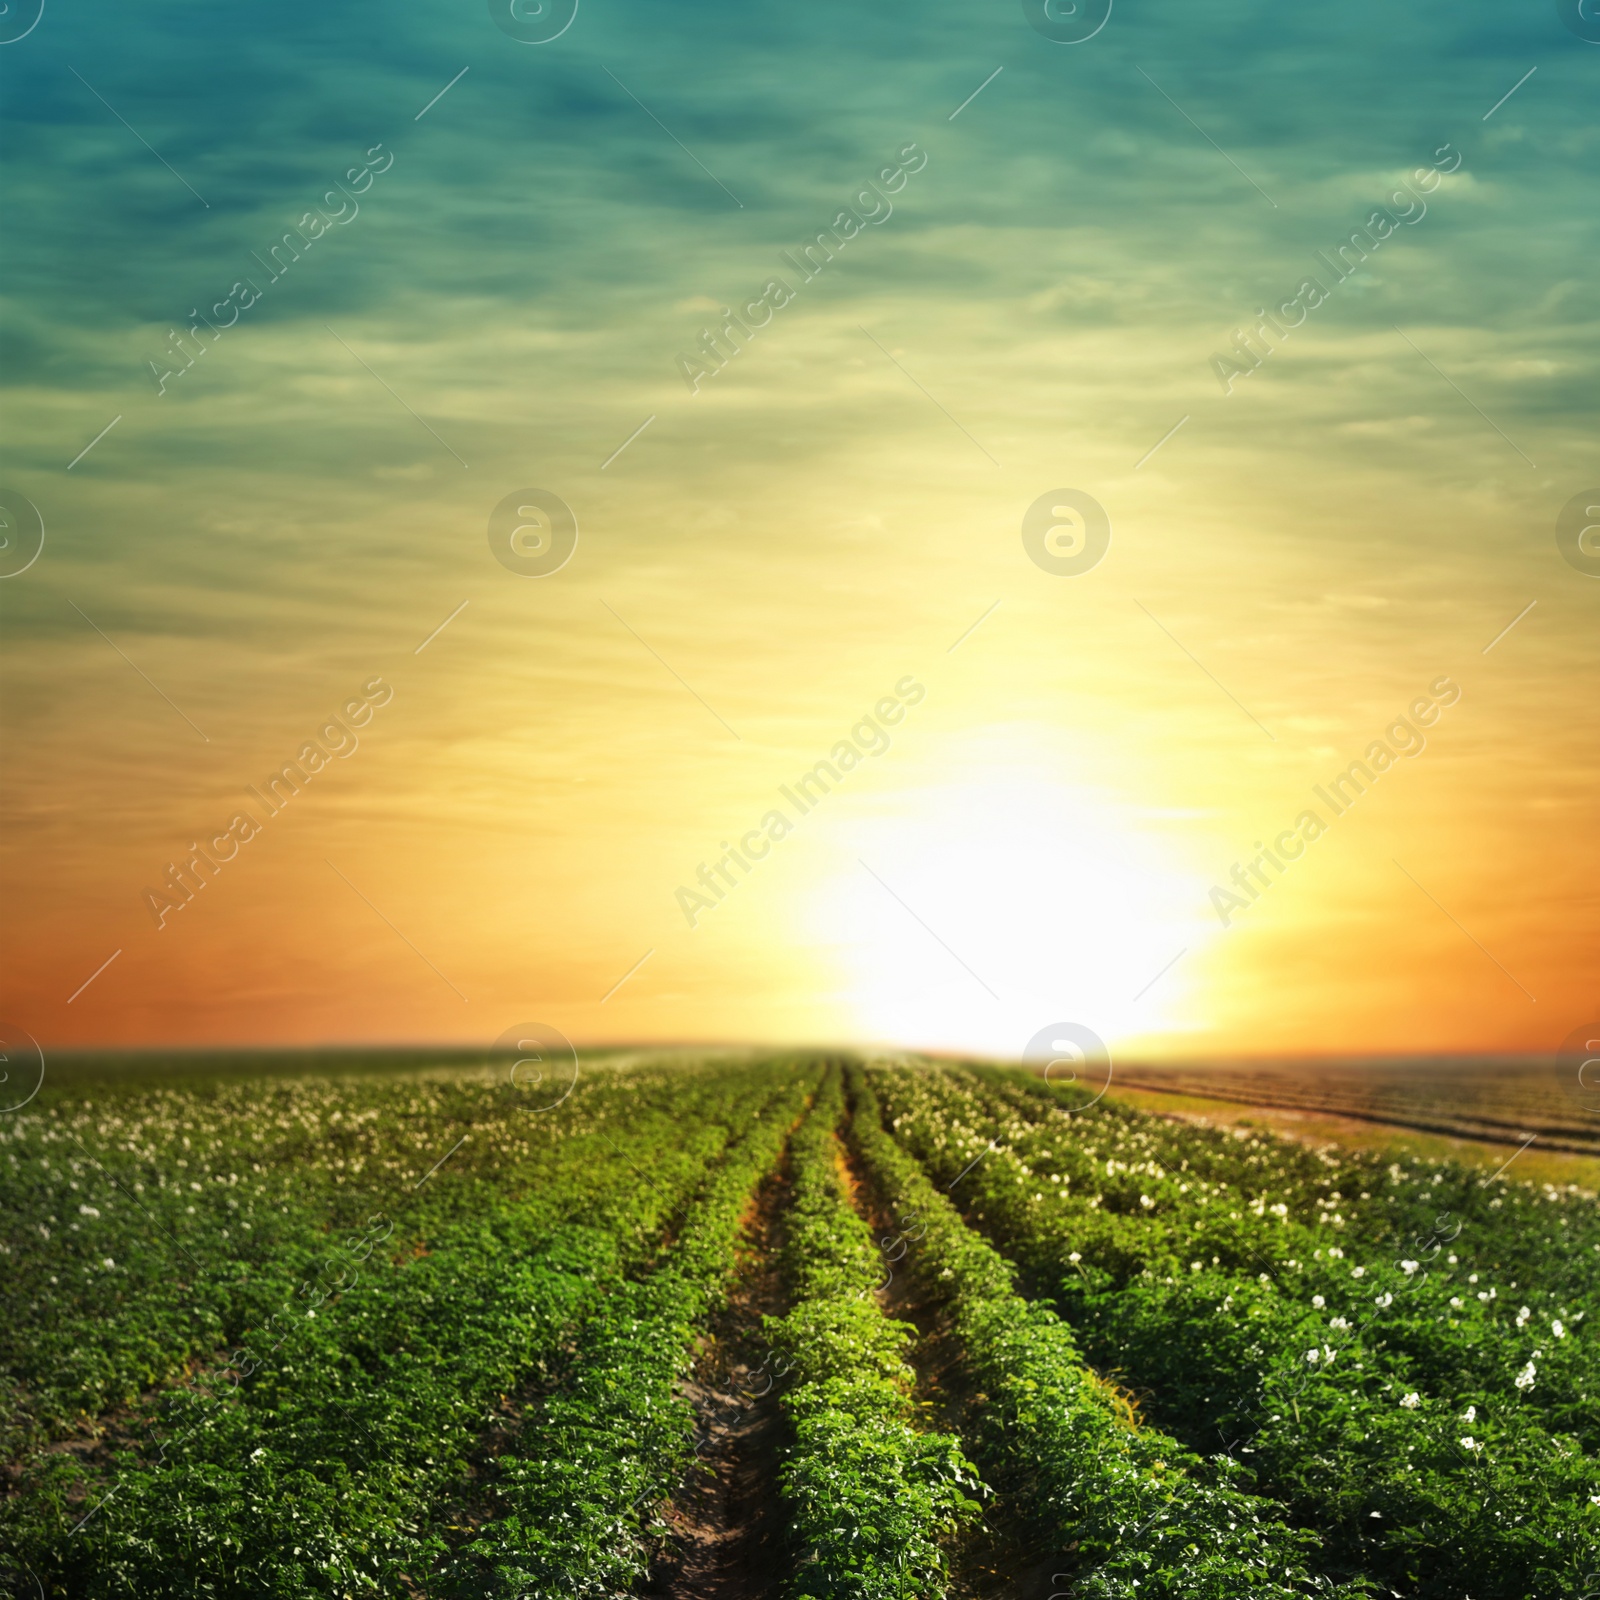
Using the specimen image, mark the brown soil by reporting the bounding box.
[1107,1082,1600,1190]
[0,1344,251,1510]
[832,1137,1033,1599]
[837,1129,1077,1600]
[639,1163,792,1600]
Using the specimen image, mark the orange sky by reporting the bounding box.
[4,4,1598,1062]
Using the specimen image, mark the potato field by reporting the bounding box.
[2,1054,1596,1598]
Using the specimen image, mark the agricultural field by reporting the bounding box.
[1108,1057,1600,1163]
[2,1051,1597,1598]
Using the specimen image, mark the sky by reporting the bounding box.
[2,0,1597,1063]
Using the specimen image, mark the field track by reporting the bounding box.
[2,1052,1596,1599]
[1111,1060,1600,1159]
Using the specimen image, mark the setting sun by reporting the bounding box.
[804,725,1213,1056]
[4,3,1597,1594]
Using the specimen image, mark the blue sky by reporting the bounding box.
[3,0,1597,1054]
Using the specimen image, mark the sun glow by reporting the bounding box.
[806,728,1218,1058]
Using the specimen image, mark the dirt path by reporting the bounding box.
[1108,1080,1600,1188]
[838,1126,1068,1600]
[640,1165,791,1600]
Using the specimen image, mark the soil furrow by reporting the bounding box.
[640,1163,792,1600]
[840,1113,1066,1600]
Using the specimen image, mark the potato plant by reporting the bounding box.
[869,1060,1600,1598]
[2,1052,1591,1599]
[765,1066,982,1598]
[848,1065,1367,1600]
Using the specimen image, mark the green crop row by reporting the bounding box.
[871,1061,1600,1598]
[1,1060,793,1598]
[977,1063,1599,1352]
[980,1067,1600,1441]
[446,1061,821,1598]
[764,1066,982,1599]
[1,1058,711,1451]
[9,1052,1592,1599]
[846,1064,1360,1600]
